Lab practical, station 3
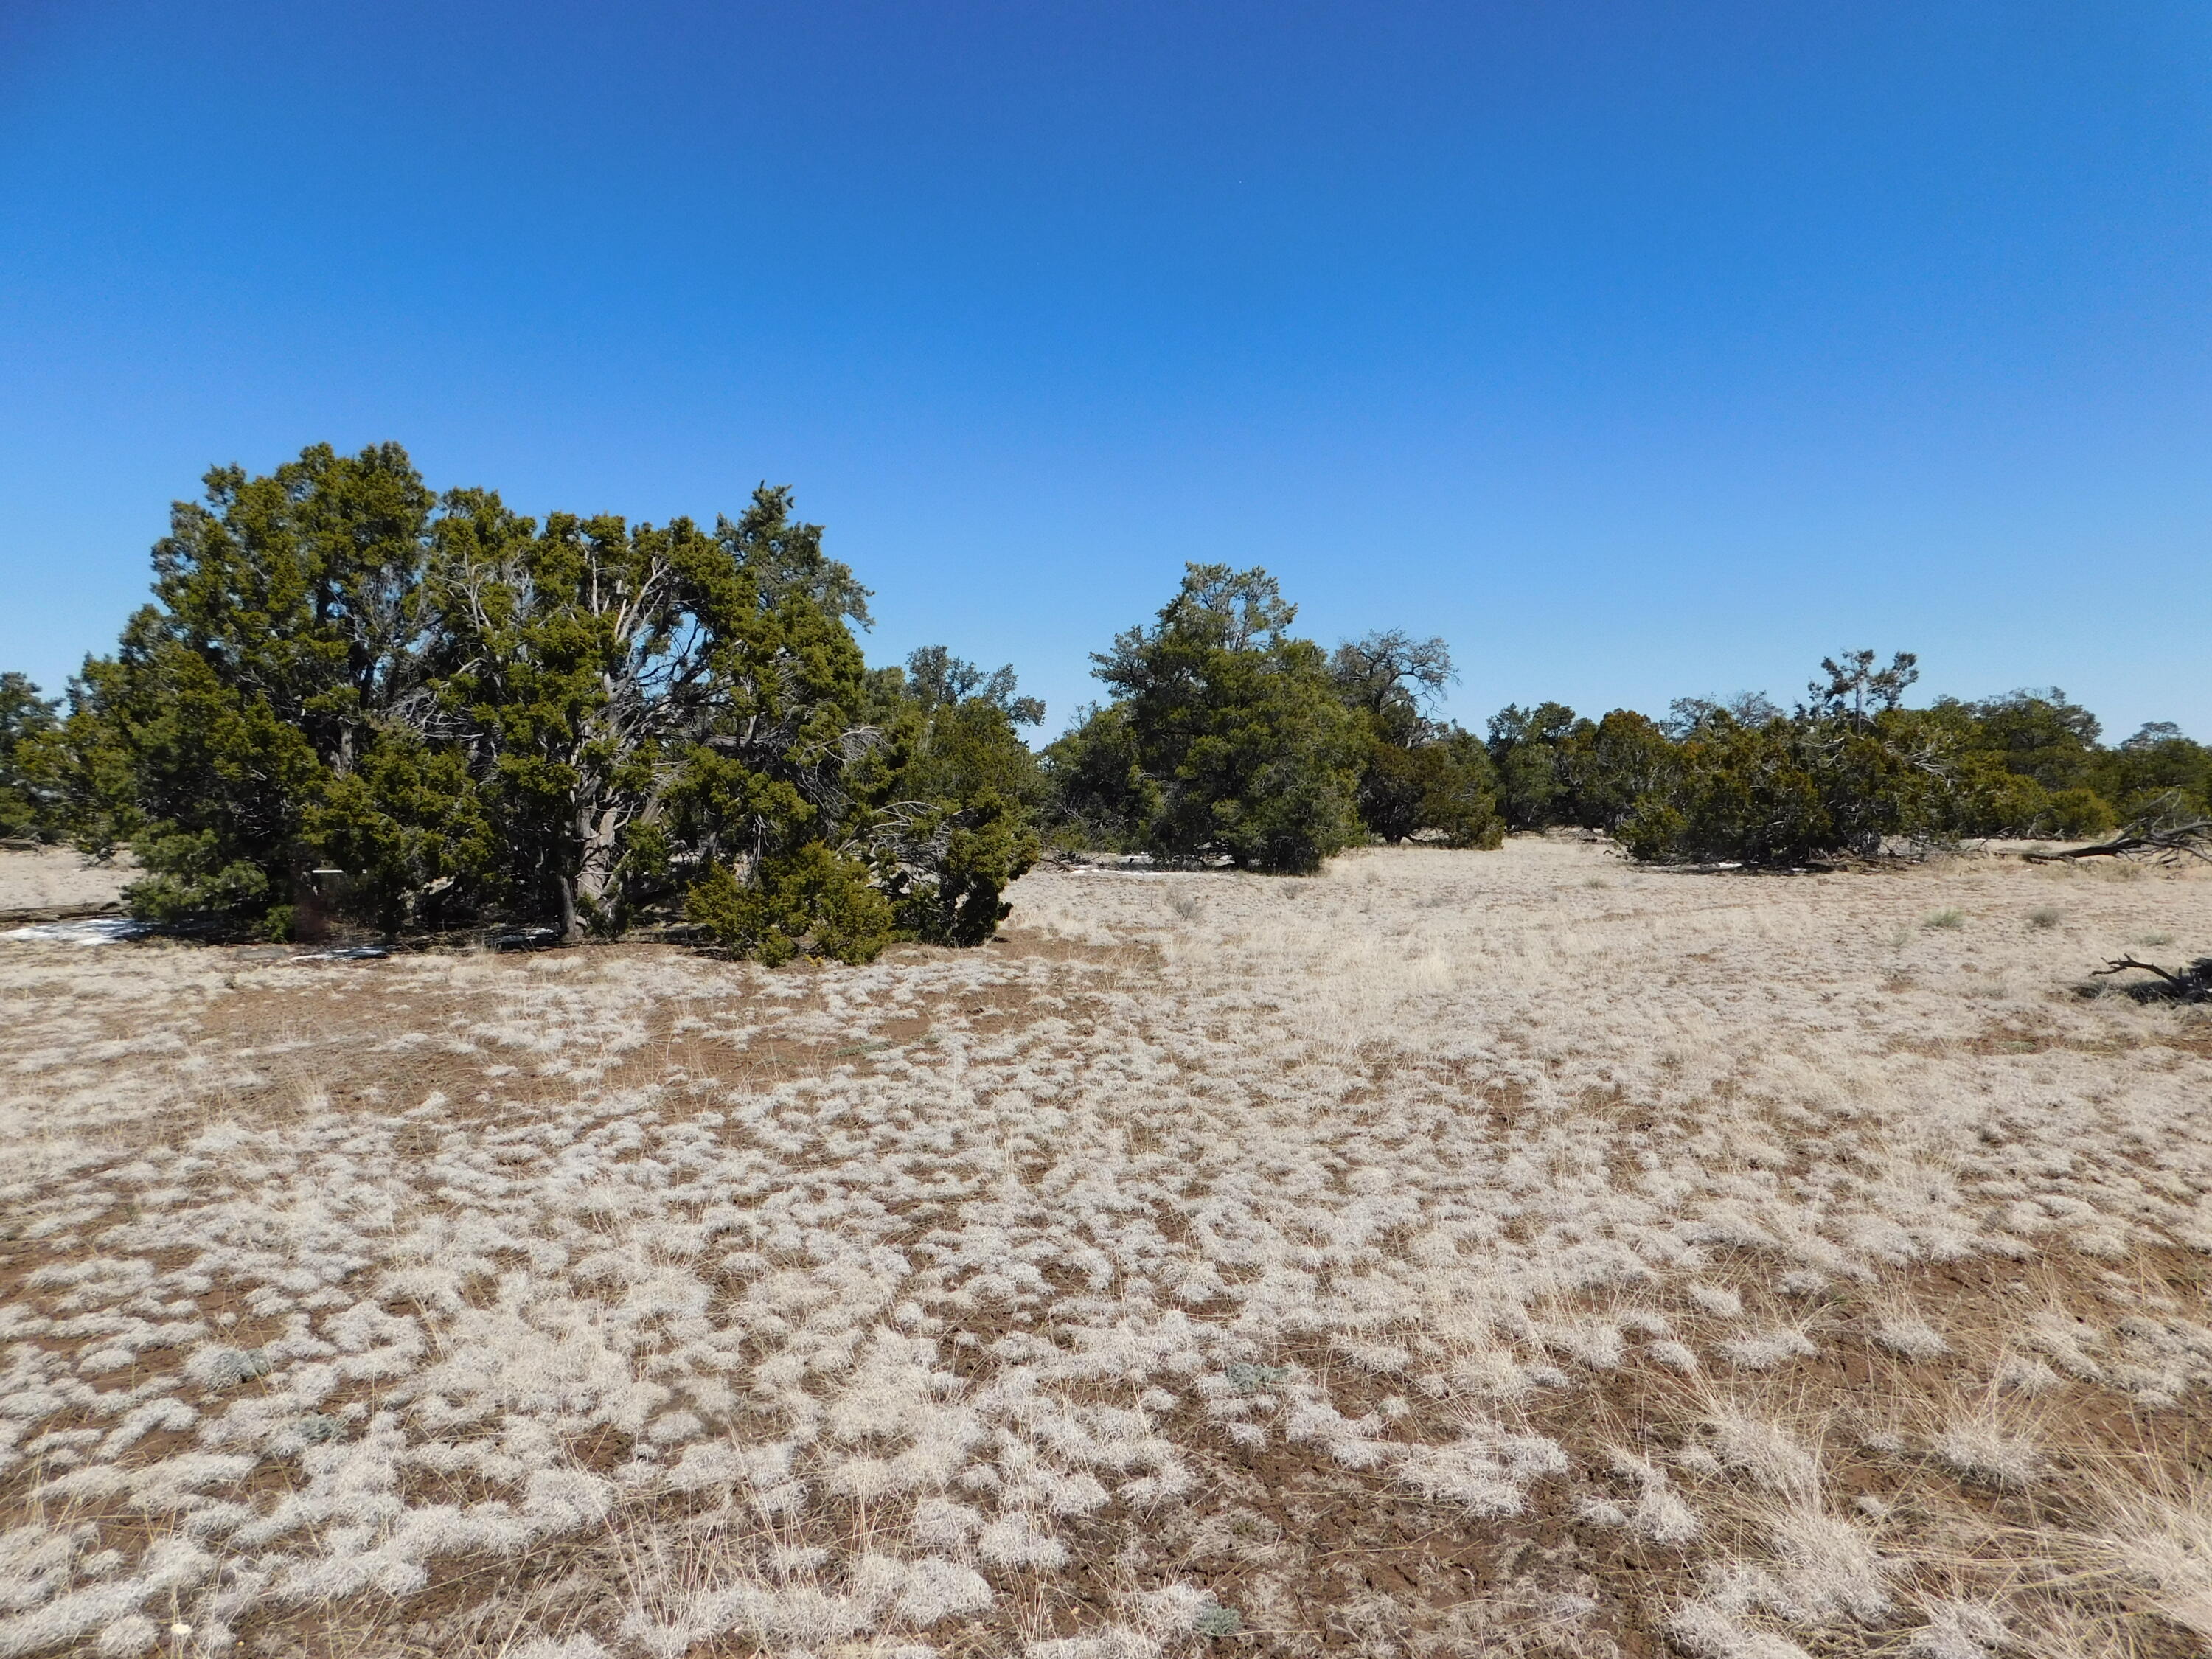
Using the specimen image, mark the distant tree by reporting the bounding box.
[1804,650,1919,731]
[0,674,63,841]
[1081,564,1363,873]
[1486,701,1582,830]
[1953,689,2101,793]
[1401,728,1506,848]
[2091,722,2212,823]
[866,647,1043,945]
[1331,630,1454,734]
[1624,653,1961,863]
[903,644,1046,726]
[1620,713,1828,864]
[1041,701,1155,853]
[1619,708,1941,866]
[1559,709,1680,833]
[1663,692,1782,739]
[1329,631,1500,846]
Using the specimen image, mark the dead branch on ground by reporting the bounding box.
[2090,954,2212,1001]
[2023,821,2212,866]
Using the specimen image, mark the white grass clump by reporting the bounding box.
[1932,1419,2041,1490]
[1872,1312,1950,1363]
[1903,1600,2010,1658]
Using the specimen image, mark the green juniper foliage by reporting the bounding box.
[1608,658,2205,865]
[0,673,65,842]
[1557,709,1679,836]
[1051,574,1503,869]
[1486,700,1582,832]
[66,442,437,936]
[865,647,1045,947]
[42,444,1036,959]
[1329,630,1502,847]
[1055,564,1365,874]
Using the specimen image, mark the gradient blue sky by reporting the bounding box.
[2,1,2206,738]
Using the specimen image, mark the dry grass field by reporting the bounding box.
[4,837,2212,1658]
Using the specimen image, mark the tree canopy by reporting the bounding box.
[1481,658,2202,865]
[1051,566,1354,872]
[33,443,1037,958]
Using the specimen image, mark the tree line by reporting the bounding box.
[2,445,2204,957]
[1037,567,2208,872]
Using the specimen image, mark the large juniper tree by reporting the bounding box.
[1059,564,1363,874]
[65,442,437,933]
[417,493,886,939]
[57,444,1030,956]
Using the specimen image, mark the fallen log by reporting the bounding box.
[0,900,128,927]
[2023,821,2212,864]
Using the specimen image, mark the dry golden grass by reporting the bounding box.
[2,836,2210,1657]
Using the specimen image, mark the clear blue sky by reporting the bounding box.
[2,1,2205,739]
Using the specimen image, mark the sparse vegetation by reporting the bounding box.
[4,837,2211,1656]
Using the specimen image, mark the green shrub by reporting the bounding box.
[2042,787,2116,841]
[1604,651,2155,865]
[1486,701,1581,830]
[868,649,1044,945]
[686,844,894,965]
[1041,701,1154,854]
[1620,716,1833,864]
[880,787,1039,947]
[0,673,64,841]
[1329,630,1501,847]
[2093,723,2212,821]
[1405,731,1504,847]
[1560,709,1680,832]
